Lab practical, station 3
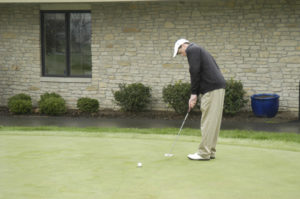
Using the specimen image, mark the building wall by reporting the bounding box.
[0,0,299,114]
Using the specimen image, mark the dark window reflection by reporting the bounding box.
[70,13,92,76]
[42,12,91,77]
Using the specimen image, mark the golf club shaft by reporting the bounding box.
[167,111,189,155]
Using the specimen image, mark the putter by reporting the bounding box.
[164,110,190,157]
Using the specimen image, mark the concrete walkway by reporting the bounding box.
[0,115,299,134]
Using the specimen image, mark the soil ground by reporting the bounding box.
[0,106,298,123]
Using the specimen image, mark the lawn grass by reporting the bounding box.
[0,125,299,144]
[1,130,300,199]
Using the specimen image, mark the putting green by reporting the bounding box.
[0,131,300,199]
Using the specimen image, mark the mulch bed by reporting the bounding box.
[0,107,297,123]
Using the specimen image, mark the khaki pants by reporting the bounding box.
[198,89,225,159]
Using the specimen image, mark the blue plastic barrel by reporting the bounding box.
[251,94,280,118]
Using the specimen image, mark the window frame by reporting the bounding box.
[40,10,92,78]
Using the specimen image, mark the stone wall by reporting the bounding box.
[0,0,299,114]
[0,4,41,106]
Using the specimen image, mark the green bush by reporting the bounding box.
[39,97,66,116]
[77,97,99,113]
[8,94,32,114]
[224,79,248,116]
[113,83,152,112]
[8,93,31,102]
[162,81,191,114]
[38,92,66,116]
[39,92,62,105]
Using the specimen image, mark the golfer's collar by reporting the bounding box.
[186,43,194,50]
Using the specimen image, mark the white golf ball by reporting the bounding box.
[137,162,142,167]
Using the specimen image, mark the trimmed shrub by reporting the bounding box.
[39,92,62,105]
[38,92,66,116]
[8,93,31,102]
[39,97,66,116]
[77,97,99,113]
[113,83,152,112]
[8,94,32,114]
[224,79,248,116]
[162,81,191,114]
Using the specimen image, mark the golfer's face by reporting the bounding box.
[178,45,187,57]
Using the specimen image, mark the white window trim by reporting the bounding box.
[40,4,91,10]
[40,77,92,83]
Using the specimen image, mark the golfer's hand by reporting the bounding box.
[188,94,197,112]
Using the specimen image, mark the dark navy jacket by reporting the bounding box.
[186,43,226,95]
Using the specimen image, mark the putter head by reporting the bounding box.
[164,153,174,157]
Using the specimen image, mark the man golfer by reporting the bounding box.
[173,39,226,160]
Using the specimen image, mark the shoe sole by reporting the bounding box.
[188,157,210,161]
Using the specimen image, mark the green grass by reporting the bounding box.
[0,130,300,199]
[0,125,299,144]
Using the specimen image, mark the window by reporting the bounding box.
[41,11,92,77]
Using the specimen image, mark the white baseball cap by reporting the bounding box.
[173,38,189,57]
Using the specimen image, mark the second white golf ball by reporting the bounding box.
[137,162,142,167]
